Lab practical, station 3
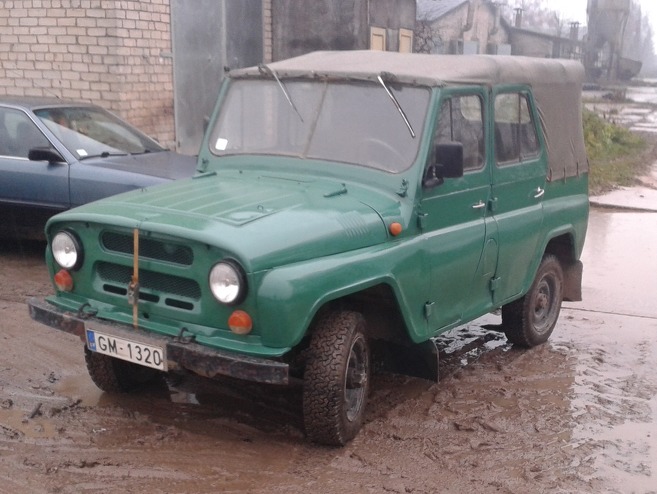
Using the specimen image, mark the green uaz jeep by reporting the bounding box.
[29,51,589,446]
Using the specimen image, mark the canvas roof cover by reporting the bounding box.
[231,51,588,180]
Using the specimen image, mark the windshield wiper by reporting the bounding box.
[258,63,304,123]
[377,72,416,138]
[80,151,128,160]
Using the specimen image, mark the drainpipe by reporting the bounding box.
[464,1,474,32]
[491,2,500,35]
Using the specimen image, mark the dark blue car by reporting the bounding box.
[0,97,198,239]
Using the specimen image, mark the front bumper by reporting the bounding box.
[27,297,289,385]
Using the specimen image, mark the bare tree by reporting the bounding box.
[414,17,442,54]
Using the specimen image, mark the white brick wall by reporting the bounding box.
[0,0,176,148]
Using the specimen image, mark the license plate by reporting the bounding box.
[86,327,167,371]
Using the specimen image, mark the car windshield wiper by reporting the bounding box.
[258,63,304,123]
[80,151,129,160]
[377,72,416,138]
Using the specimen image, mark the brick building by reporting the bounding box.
[0,0,176,147]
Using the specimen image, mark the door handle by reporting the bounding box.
[472,200,486,210]
[533,187,545,199]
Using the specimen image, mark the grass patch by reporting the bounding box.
[584,109,651,195]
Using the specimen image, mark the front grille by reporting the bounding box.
[97,262,201,308]
[101,231,194,266]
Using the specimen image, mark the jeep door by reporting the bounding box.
[490,88,546,304]
[420,90,497,334]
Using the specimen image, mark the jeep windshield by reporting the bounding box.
[209,79,430,173]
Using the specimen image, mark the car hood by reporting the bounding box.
[52,171,400,271]
[81,151,198,180]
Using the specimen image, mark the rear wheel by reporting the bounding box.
[502,254,564,347]
[84,347,162,392]
[303,310,370,446]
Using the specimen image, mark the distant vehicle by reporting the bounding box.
[0,97,197,238]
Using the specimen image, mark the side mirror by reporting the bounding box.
[28,147,65,164]
[423,142,464,188]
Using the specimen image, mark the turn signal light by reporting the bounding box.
[54,269,74,292]
[228,310,253,335]
[389,222,403,236]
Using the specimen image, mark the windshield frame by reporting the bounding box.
[208,78,431,174]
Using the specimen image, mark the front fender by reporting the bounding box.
[254,239,429,348]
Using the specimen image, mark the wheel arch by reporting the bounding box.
[543,231,583,302]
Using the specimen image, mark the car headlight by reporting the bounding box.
[209,261,246,305]
[52,231,83,270]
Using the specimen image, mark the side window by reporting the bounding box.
[494,92,540,165]
[434,94,484,171]
[0,108,51,159]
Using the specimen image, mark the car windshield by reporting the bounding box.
[34,106,165,159]
[209,79,430,173]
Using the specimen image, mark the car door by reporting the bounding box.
[0,107,70,232]
[420,89,497,335]
[0,107,70,210]
[490,87,546,304]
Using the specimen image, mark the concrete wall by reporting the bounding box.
[0,0,175,148]
[426,0,509,54]
[271,0,415,61]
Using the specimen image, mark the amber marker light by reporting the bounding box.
[389,222,403,236]
[228,310,253,335]
[54,269,74,292]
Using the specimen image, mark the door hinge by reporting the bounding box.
[488,197,498,213]
[417,212,428,230]
[490,277,501,292]
[424,301,435,319]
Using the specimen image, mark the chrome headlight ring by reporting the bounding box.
[209,260,247,305]
[51,230,83,271]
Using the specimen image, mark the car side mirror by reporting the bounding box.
[423,142,464,188]
[28,147,65,164]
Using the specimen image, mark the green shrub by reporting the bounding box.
[583,109,648,194]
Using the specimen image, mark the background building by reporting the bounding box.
[0,0,415,155]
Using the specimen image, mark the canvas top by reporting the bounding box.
[231,51,588,180]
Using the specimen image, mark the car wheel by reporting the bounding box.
[84,346,162,393]
[502,254,564,347]
[303,310,370,446]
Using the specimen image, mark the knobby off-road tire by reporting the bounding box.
[303,310,370,446]
[84,346,162,393]
[502,254,564,347]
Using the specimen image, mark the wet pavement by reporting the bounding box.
[0,200,655,493]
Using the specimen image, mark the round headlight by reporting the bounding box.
[52,231,82,270]
[209,261,246,305]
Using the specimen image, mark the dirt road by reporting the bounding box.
[1,207,656,494]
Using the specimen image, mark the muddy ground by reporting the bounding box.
[0,206,656,494]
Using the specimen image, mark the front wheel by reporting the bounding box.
[502,254,564,347]
[303,310,370,446]
[84,347,162,393]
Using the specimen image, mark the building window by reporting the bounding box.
[370,27,386,51]
[399,28,413,53]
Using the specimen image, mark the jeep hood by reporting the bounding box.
[53,172,399,270]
